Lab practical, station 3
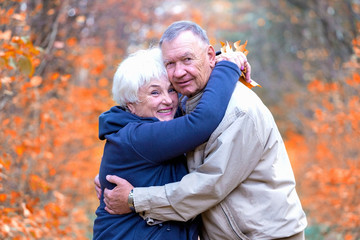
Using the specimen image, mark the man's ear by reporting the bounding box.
[207,45,216,68]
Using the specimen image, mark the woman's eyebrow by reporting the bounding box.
[148,84,161,88]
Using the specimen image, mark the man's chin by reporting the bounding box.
[176,87,197,98]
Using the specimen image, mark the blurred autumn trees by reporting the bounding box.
[0,0,359,239]
[0,0,113,238]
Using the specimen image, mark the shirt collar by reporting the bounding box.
[181,90,204,114]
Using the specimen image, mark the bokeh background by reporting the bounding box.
[0,0,359,239]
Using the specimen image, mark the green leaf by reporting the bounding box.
[17,55,34,77]
[21,36,30,43]
[0,57,6,68]
[8,57,17,70]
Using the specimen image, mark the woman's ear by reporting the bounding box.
[126,103,135,114]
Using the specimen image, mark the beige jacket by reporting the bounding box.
[134,82,307,239]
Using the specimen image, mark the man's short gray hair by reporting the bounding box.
[159,21,209,47]
[112,48,167,107]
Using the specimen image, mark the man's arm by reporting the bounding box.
[104,111,264,220]
[96,54,251,202]
[134,113,264,221]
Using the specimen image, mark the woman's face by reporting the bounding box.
[127,76,179,121]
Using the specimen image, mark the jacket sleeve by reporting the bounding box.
[133,109,264,221]
[128,61,240,164]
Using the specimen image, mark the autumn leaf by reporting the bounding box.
[21,202,31,217]
[98,77,109,87]
[234,40,249,55]
[220,40,261,89]
[17,55,34,77]
[239,77,262,89]
[12,13,26,21]
[0,194,7,202]
[15,145,24,156]
[0,30,12,41]
[30,76,42,87]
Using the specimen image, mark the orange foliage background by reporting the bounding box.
[0,37,112,238]
[0,0,359,239]
[0,1,113,238]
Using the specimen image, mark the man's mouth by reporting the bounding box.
[177,79,191,86]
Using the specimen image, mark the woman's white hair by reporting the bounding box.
[112,47,168,107]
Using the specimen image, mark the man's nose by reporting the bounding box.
[174,62,186,78]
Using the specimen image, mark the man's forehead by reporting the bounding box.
[162,31,201,48]
[161,42,201,61]
[162,50,194,60]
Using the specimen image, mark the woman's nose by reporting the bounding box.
[162,93,173,104]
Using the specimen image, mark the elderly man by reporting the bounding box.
[97,21,307,239]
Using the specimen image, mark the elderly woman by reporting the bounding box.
[92,47,242,239]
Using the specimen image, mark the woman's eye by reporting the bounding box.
[151,91,159,95]
[169,88,177,93]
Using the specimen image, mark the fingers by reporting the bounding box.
[94,174,100,187]
[103,188,110,205]
[245,62,252,83]
[236,52,247,71]
[95,185,102,200]
[216,52,247,71]
[215,55,224,63]
[103,187,116,205]
[103,188,116,212]
[102,175,135,214]
[103,191,117,215]
[105,206,116,215]
[94,174,102,200]
[103,187,132,214]
[106,175,124,185]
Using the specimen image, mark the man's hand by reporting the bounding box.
[104,175,134,214]
[94,174,102,200]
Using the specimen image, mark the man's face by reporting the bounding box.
[161,31,216,97]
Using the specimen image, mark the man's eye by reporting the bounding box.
[166,62,174,68]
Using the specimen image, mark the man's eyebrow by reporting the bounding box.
[163,59,172,64]
[181,52,193,58]
[163,52,194,64]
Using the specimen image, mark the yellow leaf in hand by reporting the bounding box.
[239,77,262,89]
[220,40,261,89]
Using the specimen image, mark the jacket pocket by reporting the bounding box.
[133,222,186,240]
[220,202,250,240]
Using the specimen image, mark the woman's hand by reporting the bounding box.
[216,51,252,83]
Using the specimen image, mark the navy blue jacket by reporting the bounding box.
[93,61,240,240]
